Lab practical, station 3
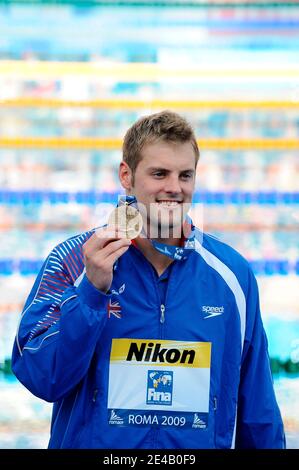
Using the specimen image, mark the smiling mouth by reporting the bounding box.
[156,200,182,207]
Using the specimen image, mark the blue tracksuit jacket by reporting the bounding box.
[11,227,285,448]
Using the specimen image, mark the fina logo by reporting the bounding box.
[146,371,173,406]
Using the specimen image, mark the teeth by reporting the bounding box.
[157,201,180,207]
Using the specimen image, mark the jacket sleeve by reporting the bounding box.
[11,246,110,403]
[235,269,286,449]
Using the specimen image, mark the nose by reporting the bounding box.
[163,174,182,194]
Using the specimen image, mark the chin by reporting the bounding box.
[148,219,184,239]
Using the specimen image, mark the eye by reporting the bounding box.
[152,171,165,178]
[180,172,193,180]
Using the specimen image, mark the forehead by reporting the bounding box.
[138,140,197,171]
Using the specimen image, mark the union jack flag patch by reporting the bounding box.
[107,299,122,319]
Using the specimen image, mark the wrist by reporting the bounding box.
[76,274,111,310]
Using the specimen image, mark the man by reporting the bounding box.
[12,111,285,449]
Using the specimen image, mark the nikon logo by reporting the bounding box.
[110,339,210,369]
[126,342,195,365]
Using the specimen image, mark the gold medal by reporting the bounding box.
[108,204,143,240]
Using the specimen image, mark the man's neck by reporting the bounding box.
[134,235,181,276]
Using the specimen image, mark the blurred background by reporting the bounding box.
[0,0,298,449]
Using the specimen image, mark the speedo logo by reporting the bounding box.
[126,342,195,365]
[202,306,224,319]
[110,339,211,369]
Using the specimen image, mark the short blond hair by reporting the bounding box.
[122,110,199,176]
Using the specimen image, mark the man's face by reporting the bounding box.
[122,140,197,238]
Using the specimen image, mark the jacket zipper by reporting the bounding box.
[213,396,217,448]
[92,389,98,403]
[159,262,177,326]
[154,264,174,447]
[160,304,165,324]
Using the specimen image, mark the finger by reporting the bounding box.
[85,227,122,251]
[105,243,131,266]
[101,227,129,248]
[98,237,131,259]
[96,225,128,242]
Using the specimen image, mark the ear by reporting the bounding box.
[119,161,133,191]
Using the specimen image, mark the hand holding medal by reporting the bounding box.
[83,197,142,293]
